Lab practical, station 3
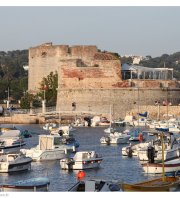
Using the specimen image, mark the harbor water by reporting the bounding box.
[0,124,158,191]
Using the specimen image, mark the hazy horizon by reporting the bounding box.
[0,6,180,58]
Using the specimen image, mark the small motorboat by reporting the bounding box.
[68,179,122,192]
[100,132,130,144]
[0,137,26,153]
[20,130,32,138]
[21,135,77,161]
[0,177,50,192]
[43,123,57,130]
[0,153,32,173]
[129,128,145,141]
[142,158,180,174]
[99,117,110,126]
[104,127,114,133]
[60,151,102,170]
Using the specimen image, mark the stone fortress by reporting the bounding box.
[28,43,180,118]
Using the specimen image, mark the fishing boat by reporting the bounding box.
[138,131,180,161]
[142,158,180,174]
[100,132,130,144]
[122,131,180,191]
[121,176,180,191]
[0,153,32,173]
[0,177,50,192]
[21,135,77,161]
[60,151,102,170]
[68,179,122,192]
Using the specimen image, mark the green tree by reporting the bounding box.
[37,71,58,106]
[20,92,35,109]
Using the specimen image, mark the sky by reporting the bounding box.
[0,6,180,57]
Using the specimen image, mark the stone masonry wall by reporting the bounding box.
[28,43,109,92]
[56,88,180,119]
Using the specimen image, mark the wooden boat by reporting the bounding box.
[0,177,50,192]
[123,131,180,191]
[122,176,180,191]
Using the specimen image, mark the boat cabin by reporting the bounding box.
[38,135,63,150]
[73,151,97,161]
[68,180,121,192]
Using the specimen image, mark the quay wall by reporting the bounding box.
[57,88,180,119]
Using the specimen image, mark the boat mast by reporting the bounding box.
[110,104,112,128]
[161,132,165,182]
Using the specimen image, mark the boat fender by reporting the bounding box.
[138,133,143,142]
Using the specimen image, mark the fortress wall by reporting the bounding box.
[28,44,100,92]
[59,59,123,89]
[56,88,180,119]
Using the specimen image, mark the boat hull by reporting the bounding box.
[25,149,67,161]
[122,177,180,192]
[60,158,103,170]
[1,177,50,192]
[142,159,180,174]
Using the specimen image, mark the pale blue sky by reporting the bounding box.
[0,6,180,57]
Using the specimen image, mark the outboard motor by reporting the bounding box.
[84,117,91,127]
[147,146,155,163]
[65,158,75,170]
[126,146,133,158]
[58,130,63,136]
[105,137,111,145]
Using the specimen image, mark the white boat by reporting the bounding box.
[43,123,57,130]
[68,179,122,192]
[142,158,180,174]
[138,132,180,161]
[104,127,114,133]
[0,137,26,153]
[50,125,76,135]
[0,153,32,173]
[129,128,145,142]
[100,132,130,144]
[133,117,148,127]
[122,142,150,156]
[60,151,103,170]
[1,177,50,192]
[21,135,76,161]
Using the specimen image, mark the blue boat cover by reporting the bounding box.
[156,128,169,132]
[6,177,50,187]
[138,112,148,117]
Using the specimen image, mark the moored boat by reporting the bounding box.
[100,132,130,144]
[0,177,50,192]
[0,137,26,153]
[0,153,32,173]
[142,158,180,174]
[121,176,180,191]
[68,179,122,192]
[21,134,76,161]
[60,151,102,170]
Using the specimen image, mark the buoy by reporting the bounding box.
[76,171,86,180]
[138,133,143,142]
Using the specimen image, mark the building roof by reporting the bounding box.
[122,63,173,72]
